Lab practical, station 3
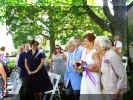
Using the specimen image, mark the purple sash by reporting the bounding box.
[84,64,96,86]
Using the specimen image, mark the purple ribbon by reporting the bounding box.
[84,65,96,87]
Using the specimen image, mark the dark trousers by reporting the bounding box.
[65,82,80,100]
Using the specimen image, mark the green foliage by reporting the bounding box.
[128,24,133,45]
[5,5,111,49]
[131,57,133,63]
[2,0,130,53]
[126,0,133,5]
[7,59,16,68]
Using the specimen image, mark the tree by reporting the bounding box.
[2,0,132,55]
[82,0,132,55]
[5,4,110,54]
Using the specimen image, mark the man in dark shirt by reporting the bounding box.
[18,44,31,100]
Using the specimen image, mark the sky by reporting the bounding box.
[0,24,15,55]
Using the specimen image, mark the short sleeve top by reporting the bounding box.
[25,49,45,71]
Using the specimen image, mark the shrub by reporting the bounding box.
[7,59,16,68]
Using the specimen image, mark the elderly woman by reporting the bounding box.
[64,40,82,100]
[94,36,127,100]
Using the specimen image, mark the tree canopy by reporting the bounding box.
[0,0,133,55]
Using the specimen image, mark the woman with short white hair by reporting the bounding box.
[94,36,127,100]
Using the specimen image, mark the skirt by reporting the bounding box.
[29,67,53,92]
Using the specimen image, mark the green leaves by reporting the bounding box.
[1,0,113,50]
[5,5,111,48]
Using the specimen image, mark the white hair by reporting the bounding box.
[67,39,76,46]
[95,36,111,49]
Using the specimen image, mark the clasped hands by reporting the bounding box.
[27,69,38,75]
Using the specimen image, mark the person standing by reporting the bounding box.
[0,47,8,58]
[18,44,30,100]
[0,63,6,89]
[0,47,9,76]
[74,37,84,57]
[94,36,127,100]
[0,57,7,99]
[80,33,101,100]
[25,40,52,100]
[50,45,66,83]
[114,35,122,54]
[16,47,24,69]
[50,45,66,97]
[109,39,119,55]
[64,40,82,100]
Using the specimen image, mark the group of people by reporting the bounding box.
[0,33,127,100]
[16,41,52,100]
[61,34,126,100]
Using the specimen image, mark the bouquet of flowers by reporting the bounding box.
[73,60,84,72]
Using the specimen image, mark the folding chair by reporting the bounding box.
[43,72,61,100]
[122,56,128,71]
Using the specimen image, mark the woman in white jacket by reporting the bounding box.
[94,36,127,100]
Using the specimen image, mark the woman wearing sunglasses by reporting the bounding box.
[50,45,66,93]
[50,45,66,79]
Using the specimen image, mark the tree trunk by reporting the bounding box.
[110,1,128,55]
[110,20,127,55]
[49,32,55,57]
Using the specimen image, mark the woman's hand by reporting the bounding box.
[27,70,32,75]
[74,68,79,72]
[62,53,66,61]
[31,70,38,74]
[74,68,83,72]
[112,89,120,100]
[115,89,121,94]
